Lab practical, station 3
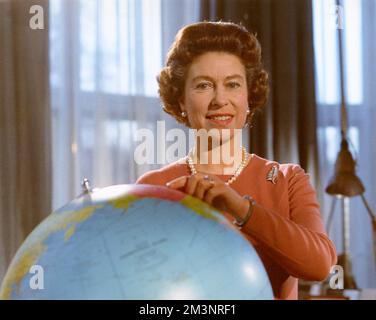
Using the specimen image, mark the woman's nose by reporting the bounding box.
[210,86,229,107]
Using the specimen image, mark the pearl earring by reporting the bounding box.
[181,111,187,117]
[246,109,255,117]
[244,109,255,128]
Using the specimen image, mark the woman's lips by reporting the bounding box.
[206,116,234,127]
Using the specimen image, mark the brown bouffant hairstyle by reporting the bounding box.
[157,21,269,127]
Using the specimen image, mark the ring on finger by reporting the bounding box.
[203,175,215,186]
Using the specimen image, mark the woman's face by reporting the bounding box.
[179,51,249,134]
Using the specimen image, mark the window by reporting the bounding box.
[78,0,162,96]
[312,0,376,288]
[313,0,362,105]
[49,0,200,210]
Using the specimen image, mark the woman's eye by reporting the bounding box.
[195,82,212,90]
[227,81,241,89]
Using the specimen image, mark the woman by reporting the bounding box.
[136,21,337,300]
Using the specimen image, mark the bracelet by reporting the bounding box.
[233,195,256,228]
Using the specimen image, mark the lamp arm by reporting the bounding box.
[360,194,376,221]
[360,194,376,266]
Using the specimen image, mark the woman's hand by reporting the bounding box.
[166,173,249,220]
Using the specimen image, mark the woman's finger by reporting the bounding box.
[165,176,189,190]
[204,185,226,205]
[194,176,215,199]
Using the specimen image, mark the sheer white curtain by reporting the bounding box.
[313,0,376,288]
[49,0,200,211]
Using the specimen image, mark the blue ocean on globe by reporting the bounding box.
[0,184,273,300]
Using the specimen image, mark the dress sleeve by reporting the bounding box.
[241,164,337,281]
[135,173,151,185]
[135,170,163,185]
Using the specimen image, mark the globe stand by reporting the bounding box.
[81,178,92,194]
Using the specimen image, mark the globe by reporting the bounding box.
[0,184,273,300]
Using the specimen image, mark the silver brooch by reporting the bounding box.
[266,165,279,184]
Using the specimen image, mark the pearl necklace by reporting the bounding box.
[186,147,250,185]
